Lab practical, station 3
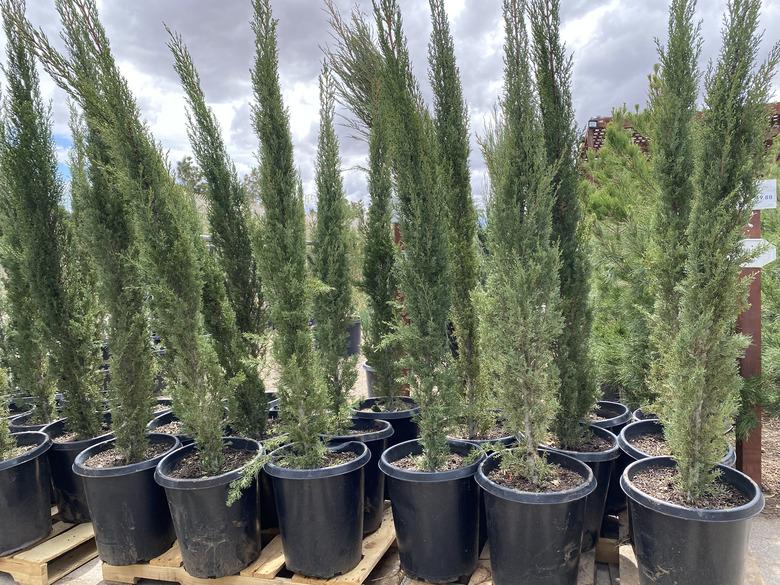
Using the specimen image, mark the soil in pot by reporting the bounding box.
[379,439,485,583]
[324,418,394,535]
[74,434,181,565]
[476,448,596,585]
[353,397,419,447]
[155,437,263,578]
[0,432,53,556]
[621,456,763,585]
[42,415,113,523]
[546,426,620,552]
[265,441,370,578]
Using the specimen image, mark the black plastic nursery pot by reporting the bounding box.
[324,418,394,535]
[353,397,419,447]
[590,400,632,432]
[476,449,596,585]
[73,433,181,565]
[621,456,763,585]
[632,408,657,422]
[155,437,263,578]
[42,416,113,523]
[5,397,34,421]
[346,319,361,356]
[379,439,484,583]
[259,410,285,533]
[265,441,369,578]
[363,363,378,398]
[546,425,619,552]
[146,411,194,445]
[0,432,53,556]
[9,411,53,433]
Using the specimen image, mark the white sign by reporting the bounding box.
[755,179,777,210]
[742,238,777,268]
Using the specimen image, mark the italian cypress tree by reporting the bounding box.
[476,0,562,484]
[0,366,13,458]
[374,0,456,471]
[168,31,268,439]
[428,0,484,438]
[0,151,54,424]
[361,99,399,398]
[13,0,230,473]
[252,0,327,468]
[529,0,594,448]
[659,0,779,502]
[313,64,357,428]
[647,0,700,406]
[68,99,156,463]
[0,0,103,439]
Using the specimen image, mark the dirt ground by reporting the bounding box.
[761,415,780,518]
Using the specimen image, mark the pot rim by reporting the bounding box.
[632,407,659,422]
[73,433,181,478]
[620,456,764,522]
[42,415,113,450]
[590,400,632,429]
[475,448,597,504]
[352,396,419,420]
[379,438,484,482]
[543,424,620,463]
[264,440,370,479]
[154,436,263,490]
[618,420,734,465]
[322,417,394,443]
[0,431,51,471]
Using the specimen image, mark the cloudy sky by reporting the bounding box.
[5,0,780,206]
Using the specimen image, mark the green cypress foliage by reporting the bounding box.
[428,0,484,437]
[361,101,399,398]
[659,0,779,501]
[252,0,327,467]
[647,0,700,406]
[476,0,562,484]
[0,146,54,424]
[68,101,156,463]
[168,31,268,439]
[0,0,103,439]
[0,366,13,458]
[374,0,456,471]
[313,64,357,428]
[13,0,229,473]
[529,0,594,448]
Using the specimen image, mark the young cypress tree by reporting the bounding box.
[68,100,156,463]
[659,0,779,502]
[361,99,399,398]
[374,0,456,471]
[476,0,562,484]
[168,31,268,439]
[529,0,594,449]
[647,0,700,407]
[0,366,13,458]
[13,0,230,473]
[252,0,327,468]
[428,0,484,438]
[312,64,357,428]
[0,150,54,424]
[0,0,103,439]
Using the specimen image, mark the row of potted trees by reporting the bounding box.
[0,0,775,585]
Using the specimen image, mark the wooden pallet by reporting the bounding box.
[102,507,396,585]
[0,508,97,585]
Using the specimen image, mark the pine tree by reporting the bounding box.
[647,0,700,407]
[361,99,399,398]
[660,0,779,502]
[251,0,327,468]
[12,0,231,473]
[313,64,357,428]
[168,31,268,439]
[428,0,484,437]
[476,0,562,485]
[0,0,103,439]
[529,0,594,448]
[374,0,456,471]
[584,114,656,408]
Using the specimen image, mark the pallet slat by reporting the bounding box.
[102,508,396,585]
